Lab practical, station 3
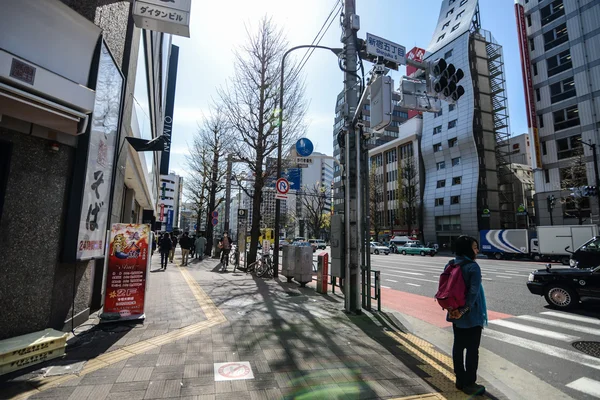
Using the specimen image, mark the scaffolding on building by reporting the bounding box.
[481,29,515,229]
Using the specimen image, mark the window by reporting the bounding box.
[541,0,565,26]
[538,114,544,128]
[437,161,446,170]
[363,104,370,111]
[529,38,535,51]
[393,110,408,118]
[448,119,457,129]
[560,166,586,185]
[550,76,576,103]
[452,157,461,166]
[445,49,453,58]
[399,142,414,159]
[386,149,397,164]
[442,21,450,30]
[449,104,456,111]
[433,143,443,152]
[437,180,446,188]
[446,8,454,17]
[433,125,442,135]
[456,10,465,19]
[544,169,550,183]
[451,195,461,204]
[542,141,547,155]
[436,215,461,231]
[547,50,572,77]
[435,198,445,206]
[434,109,443,118]
[553,105,580,131]
[544,23,568,51]
[452,176,462,185]
[527,14,532,27]
[448,137,458,148]
[564,196,591,219]
[451,23,460,32]
[460,0,468,5]
[437,33,446,43]
[556,134,582,160]
[533,63,538,76]
[535,88,541,102]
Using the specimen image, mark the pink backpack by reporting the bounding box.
[435,260,466,310]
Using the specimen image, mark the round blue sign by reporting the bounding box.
[212,218,219,226]
[296,138,314,157]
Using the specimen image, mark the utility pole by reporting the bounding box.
[343,0,361,313]
[224,154,233,233]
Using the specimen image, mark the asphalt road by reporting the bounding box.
[367,252,600,400]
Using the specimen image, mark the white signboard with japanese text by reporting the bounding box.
[133,0,191,38]
[366,33,406,66]
[76,42,123,260]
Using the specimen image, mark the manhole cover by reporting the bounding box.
[572,341,600,358]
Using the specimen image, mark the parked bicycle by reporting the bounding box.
[229,245,240,272]
[246,252,273,278]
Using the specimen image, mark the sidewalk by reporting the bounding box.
[0,251,499,400]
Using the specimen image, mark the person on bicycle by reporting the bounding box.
[219,232,233,271]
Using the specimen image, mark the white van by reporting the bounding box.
[390,236,414,246]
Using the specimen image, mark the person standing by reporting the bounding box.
[446,235,487,396]
[169,232,178,263]
[219,232,233,271]
[189,235,196,258]
[158,233,172,270]
[180,232,191,266]
[195,234,207,261]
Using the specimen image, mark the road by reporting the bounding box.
[366,252,600,400]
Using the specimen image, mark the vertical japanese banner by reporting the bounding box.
[166,209,174,232]
[103,223,151,320]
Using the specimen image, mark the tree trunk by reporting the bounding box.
[204,146,220,256]
[248,174,263,265]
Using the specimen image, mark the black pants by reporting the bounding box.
[160,251,169,269]
[452,325,482,386]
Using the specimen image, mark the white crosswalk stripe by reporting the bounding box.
[566,377,600,398]
[516,315,600,336]
[488,319,580,342]
[541,311,600,325]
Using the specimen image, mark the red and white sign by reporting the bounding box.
[103,223,151,320]
[406,47,426,119]
[275,177,290,200]
[213,362,254,381]
[160,204,165,222]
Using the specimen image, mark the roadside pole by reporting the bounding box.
[343,0,361,313]
[224,154,233,234]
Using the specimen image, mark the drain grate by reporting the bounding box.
[572,341,600,358]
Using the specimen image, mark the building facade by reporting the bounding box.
[159,173,182,231]
[421,0,512,247]
[368,117,424,242]
[516,0,600,226]
[0,0,179,339]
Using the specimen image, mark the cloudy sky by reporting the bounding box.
[168,0,527,178]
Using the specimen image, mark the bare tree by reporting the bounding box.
[218,17,307,264]
[186,109,231,255]
[398,156,419,236]
[369,162,384,241]
[560,146,590,225]
[298,183,329,239]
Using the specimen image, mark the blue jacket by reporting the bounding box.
[445,256,488,328]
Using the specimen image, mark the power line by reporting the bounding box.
[289,0,342,80]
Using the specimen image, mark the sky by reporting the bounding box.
[168,0,527,178]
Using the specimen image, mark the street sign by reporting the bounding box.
[238,209,247,219]
[276,178,290,195]
[275,193,288,200]
[481,208,491,218]
[212,210,218,218]
[295,157,313,165]
[212,218,218,227]
[365,33,406,66]
[295,138,314,157]
[516,204,527,216]
[297,164,309,168]
[160,203,165,221]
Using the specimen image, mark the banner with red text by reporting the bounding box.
[103,223,151,320]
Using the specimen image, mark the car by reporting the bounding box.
[569,236,600,269]
[278,240,289,250]
[315,240,327,250]
[527,263,600,309]
[398,242,436,257]
[370,242,390,255]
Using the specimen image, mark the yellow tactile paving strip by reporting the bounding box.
[10,266,226,400]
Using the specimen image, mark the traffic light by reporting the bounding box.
[428,58,465,102]
[584,186,597,196]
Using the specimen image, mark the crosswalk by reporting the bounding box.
[483,310,600,398]
[372,256,536,286]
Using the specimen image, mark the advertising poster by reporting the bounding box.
[166,209,174,232]
[103,223,151,320]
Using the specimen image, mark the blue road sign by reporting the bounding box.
[212,218,218,227]
[296,138,314,157]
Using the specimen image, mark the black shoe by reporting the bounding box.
[461,383,485,395]
[455,382,464,390]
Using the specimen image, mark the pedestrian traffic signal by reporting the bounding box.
[428,58,465,102]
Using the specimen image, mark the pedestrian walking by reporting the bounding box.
[169,233,178,263]
[219,232,233,271]
[158,233,172,270]
[189,235,196,258]
[195,234,207,261]
[446,235,487,396]
[180,232,192,266]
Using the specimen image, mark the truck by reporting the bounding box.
[480,225,599,264]
[480,229,539,261]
